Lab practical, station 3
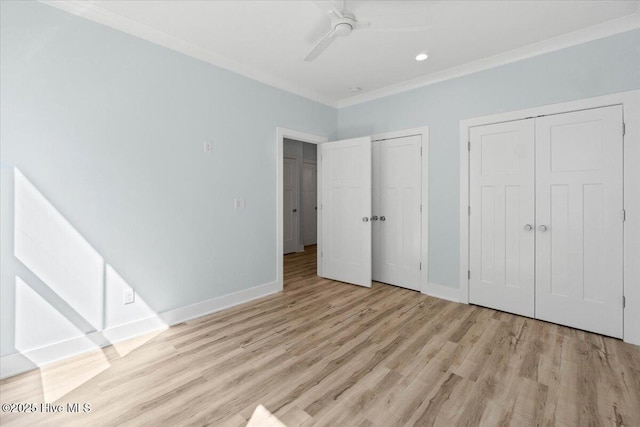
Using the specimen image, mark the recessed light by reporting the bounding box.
[350,87,362,93]
[415,53,429,61]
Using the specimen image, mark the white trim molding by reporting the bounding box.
[338,13,640,108]
[40,1,639,109]
[371,127,430,296]
[459,90,640,346]
[158,280,280,325]
[276,128,328,291]
[0,280,280,379]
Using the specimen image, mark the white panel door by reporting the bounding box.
[469,119,535,317]
[372,135,422,291]
[283,156,298,255]
[535,106,624,338]
[302,162,317,245]
[320,137,372,287]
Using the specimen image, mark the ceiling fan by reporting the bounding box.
[306,0,431,62]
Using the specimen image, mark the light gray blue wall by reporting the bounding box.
[0,1,336,356]
[338,29,640,288]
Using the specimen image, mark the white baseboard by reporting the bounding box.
[423,282,460,303]
[158,280,280,325]
[101,316,168,344]
[0,280,281,380]
[0,335,99,380]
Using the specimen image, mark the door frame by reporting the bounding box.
[277,128,327,291]
[458,90,640,345]
[372,127,430,295]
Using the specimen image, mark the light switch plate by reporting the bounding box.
[124,289,135,305]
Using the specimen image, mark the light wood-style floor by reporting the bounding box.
[1,245,639,426]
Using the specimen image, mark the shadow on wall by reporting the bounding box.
[8,168,167,401]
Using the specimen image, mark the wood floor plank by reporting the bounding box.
[1,245,638,427]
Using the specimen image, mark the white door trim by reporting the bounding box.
[277,128,328,291]
[372,127,429,295]
[459,90,640,346]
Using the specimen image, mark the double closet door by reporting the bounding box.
[320,135,422,291]
[469,105,624,338]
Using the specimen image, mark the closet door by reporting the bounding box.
[320,137,372,287]
[469,119,535,317]
[302,161,317,245]
[372,136,422,290]
[283,156,299,254]
[535,106,624,338]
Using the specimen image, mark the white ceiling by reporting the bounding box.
[44,1,640,107]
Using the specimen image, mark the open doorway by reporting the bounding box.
[276,128,326,291]
[283,138,318,289]
[283,138,317,255]
[277,127,430,296]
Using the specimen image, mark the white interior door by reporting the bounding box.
[535,106,624,338]
[303,161,317,245]
[283,156,299,254]
[372,136,422,290]
[469,119,535,317]
[320,137,372,287]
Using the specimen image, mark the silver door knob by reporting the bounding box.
[523,224,533,231]
[371,216,378,221]
[538,225,548,232]
[362,217,369,222]
[380,216,386,221]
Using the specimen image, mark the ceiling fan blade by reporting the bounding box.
[305,29,337,62]
[311,0,344,19]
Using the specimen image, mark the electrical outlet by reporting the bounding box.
[203,141,213,153]
[124,289,135,305]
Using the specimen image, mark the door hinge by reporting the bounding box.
[420,204,422,213]
[468,270,471,280]
[468,206,471,216]
[623,296,626,308]
[468,140,471,152]
[420,147,423,156]
[623,209,626,222]
[622,122,626,136]
[419,262,422,270]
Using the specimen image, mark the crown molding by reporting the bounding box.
[39,1,338,108]
[38,1,639,111]
[337,12,640,108]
